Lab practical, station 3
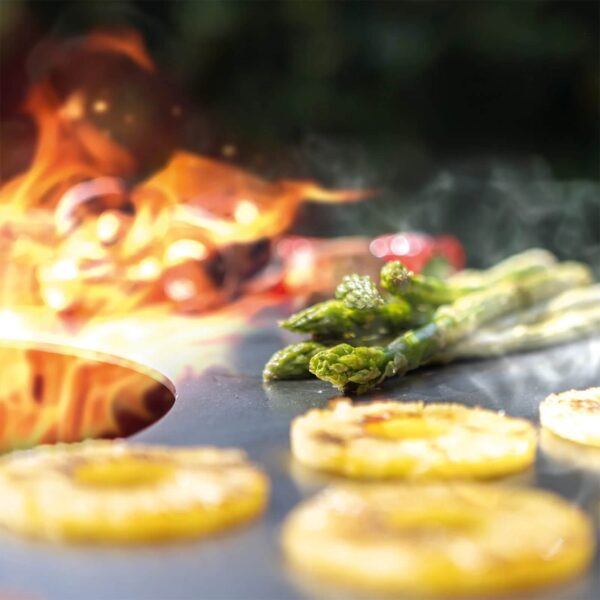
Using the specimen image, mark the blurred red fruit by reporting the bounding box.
[369,232,465,276]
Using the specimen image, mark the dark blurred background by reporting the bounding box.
[1,0,598,268]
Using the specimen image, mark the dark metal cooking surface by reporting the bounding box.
[0,312,598,600]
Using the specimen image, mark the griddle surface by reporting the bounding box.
[0,318,598,600]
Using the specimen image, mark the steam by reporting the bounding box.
[300,136,378,192]
[292,150,599,287]
[389,160,600,275]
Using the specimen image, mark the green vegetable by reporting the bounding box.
[262,341,326,381]
[309,262,592,393]
[380,261,464,305]
[438,284,600,360]
[335,274,384,309]
[448,248,557,289]
[280,297,428,342]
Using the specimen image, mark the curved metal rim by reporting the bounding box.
[0,338,178,443]
[0,338,176,398]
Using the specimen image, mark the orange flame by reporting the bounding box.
[84,29,155,73]
[0,28,369,450]
[0,28,368,317]
[0,341,174,453]
[0,291,281,452]
[144,151,366,245]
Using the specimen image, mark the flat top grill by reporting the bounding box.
[0,316,598,600]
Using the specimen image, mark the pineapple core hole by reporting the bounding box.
[74,458,174,488]
[365,416,450,439]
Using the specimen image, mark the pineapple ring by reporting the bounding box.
[540,387,600,448]
[291,399,536,479]
[282,482,595,596]
[0,441,268,543]
[540,428,600,473]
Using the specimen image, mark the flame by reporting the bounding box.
[0,28,369,450]
[144,151,365,245]
[0,340,174,453]
[0,28,368,317]
[0,84,135,212]
[83,29,155,73]
[0,291,281,452]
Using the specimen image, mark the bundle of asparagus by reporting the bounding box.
[263,249,595,394]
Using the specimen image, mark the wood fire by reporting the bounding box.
[0,28,367,317]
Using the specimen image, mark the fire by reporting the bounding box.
[0,291,281,453]
[0,340,174,453]
[0,28,367,317]
[0,28,368,451]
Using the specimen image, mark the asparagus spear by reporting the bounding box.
[309,262,592,393]
[381,250,561,306]
[262,330,406,382]
[441,306,600,360]
[263,341,326,381]
[380,261,464,305]
[437,285,600,360]
[335,274,384,309]
[280,297,431,342]
[452,283,600,332]
[447,248,557,289]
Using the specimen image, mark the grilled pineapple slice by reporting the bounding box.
[291,399,536,479]
[540,428,600,473]
[540,387,600,448]
[0,441,268,543]
[282,482,595,596]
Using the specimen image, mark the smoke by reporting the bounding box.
[387,160,600,274]
[299,135,383,191]
[293,156,599,279]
